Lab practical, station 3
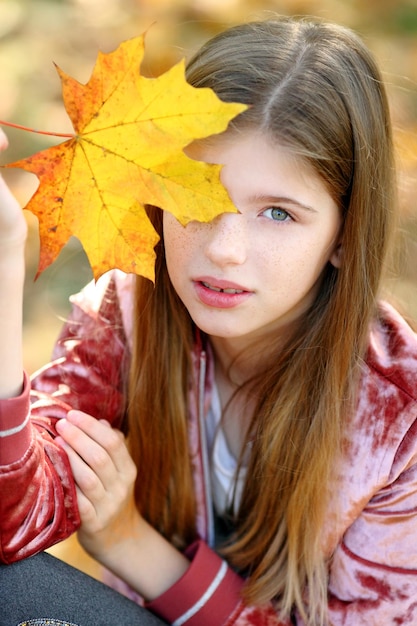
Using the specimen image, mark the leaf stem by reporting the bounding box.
[0,119,74,138]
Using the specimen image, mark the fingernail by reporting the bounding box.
[56,418,67,431]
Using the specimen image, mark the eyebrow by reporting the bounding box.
[249,195,318,213]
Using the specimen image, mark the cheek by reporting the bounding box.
[163,215,194,277]
[264,240,326,293]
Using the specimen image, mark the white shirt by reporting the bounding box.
[205,382,247,516]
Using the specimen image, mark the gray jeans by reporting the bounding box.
[0,552,166,626]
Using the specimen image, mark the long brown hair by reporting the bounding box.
[127,17,396,624]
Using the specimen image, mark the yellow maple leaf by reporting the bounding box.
[4,35,246,280]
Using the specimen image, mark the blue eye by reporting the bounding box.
[264,207,290,221]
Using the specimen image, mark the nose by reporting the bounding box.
[203,212,248,266]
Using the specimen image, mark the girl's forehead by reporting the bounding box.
[186,128,305,166]
[192,131,334,200]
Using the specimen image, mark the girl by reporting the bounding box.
[1,15,417,626]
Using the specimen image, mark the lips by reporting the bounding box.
[193,277,252,309]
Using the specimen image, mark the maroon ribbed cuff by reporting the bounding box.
[0,372,32,465]
[146,540,244,625]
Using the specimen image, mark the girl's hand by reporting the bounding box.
[55,410,138,561]
[0,128,27,251]
[55,410,190,600]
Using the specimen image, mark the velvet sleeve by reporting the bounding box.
[0,272,131,563]
[325,416,417,625]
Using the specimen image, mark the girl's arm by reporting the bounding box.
[0,130,80,563]
[0,129,27,399]
[0,267,130,562]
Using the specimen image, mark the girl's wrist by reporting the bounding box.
[0,243,26,272]
[0,243,25,399]
[88,513,190,601]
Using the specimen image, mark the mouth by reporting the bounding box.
[194,278,252,309]
[200,281,245,294]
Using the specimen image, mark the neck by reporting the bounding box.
[207,313,303,385]
[209,335,266,387]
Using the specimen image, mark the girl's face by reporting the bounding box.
[163,131,342,348]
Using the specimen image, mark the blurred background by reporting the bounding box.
[0,0,416,579]
[0,0,416,374]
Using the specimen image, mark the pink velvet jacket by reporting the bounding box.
[1,270,417,625]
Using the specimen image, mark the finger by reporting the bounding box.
[56,413,137,499]
[55,434,106,503]
[74,483,98,526]
[55,435,107,532]
[56,417,117,489]
[0,128,9,151]
[63,410,135,478]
